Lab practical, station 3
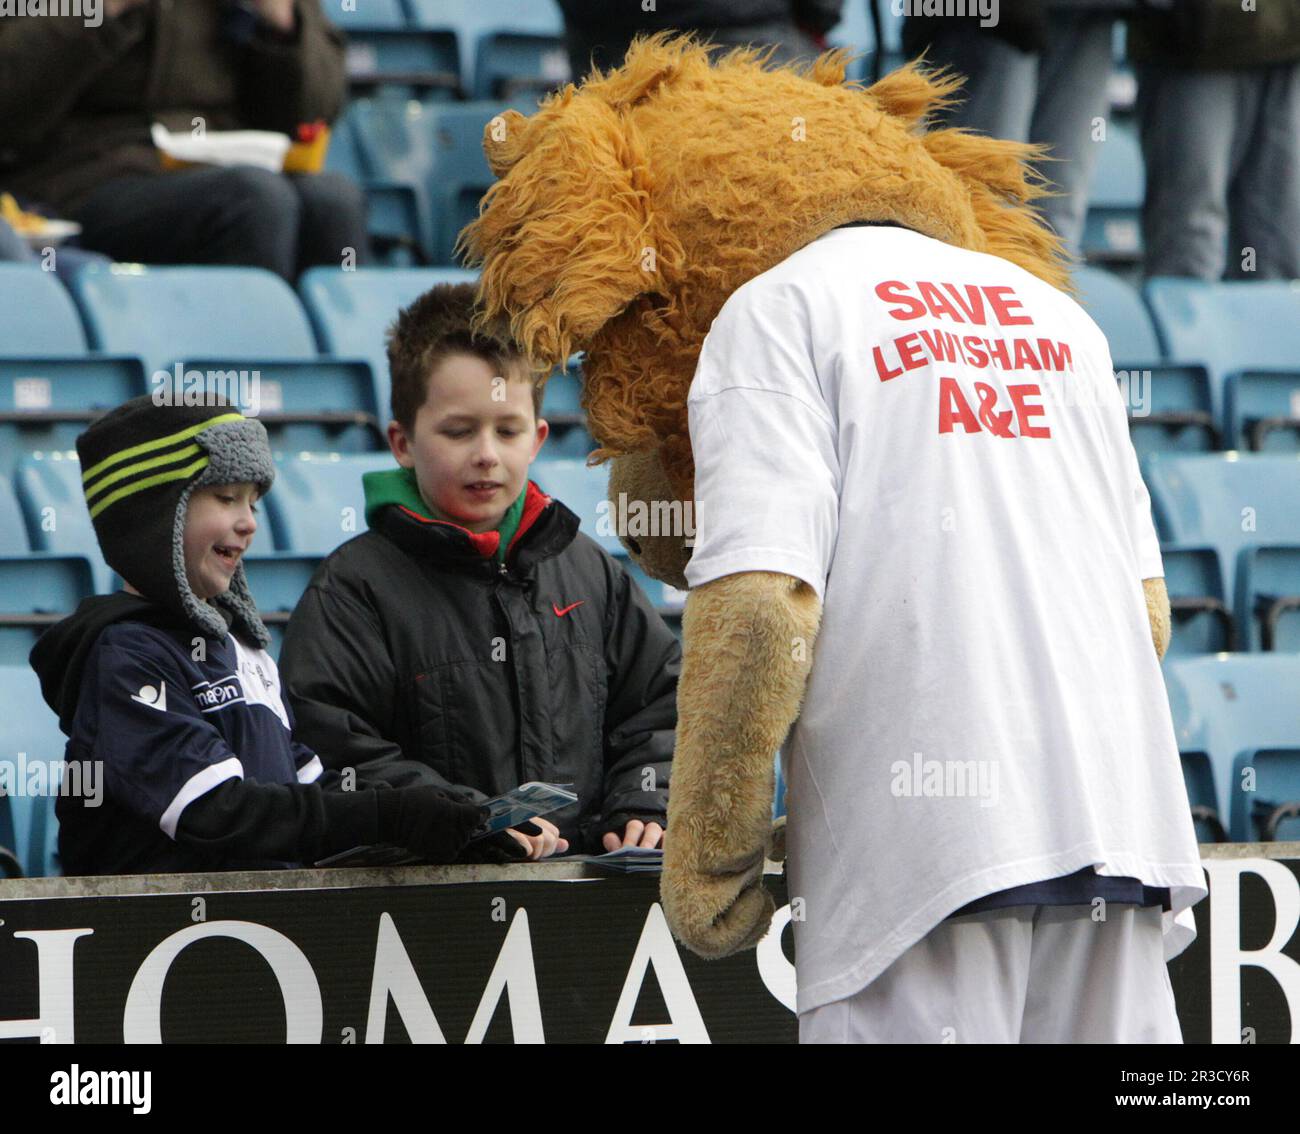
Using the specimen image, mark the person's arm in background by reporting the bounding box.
[279,579,489,801]
[598,558,680,852]
[0,0,148,147]
[237,0,347,134]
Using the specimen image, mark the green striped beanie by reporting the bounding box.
[76,396,275,646]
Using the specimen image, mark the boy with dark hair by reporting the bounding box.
[280,284,678,858]
[30,397,495,875]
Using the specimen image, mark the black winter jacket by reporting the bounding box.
[279,480,679,854]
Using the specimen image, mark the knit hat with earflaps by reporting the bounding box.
[76,396,275,647]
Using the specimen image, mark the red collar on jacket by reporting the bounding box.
[396,480,553,561]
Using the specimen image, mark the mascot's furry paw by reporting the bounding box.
[659,572,820,959]
[661,845,775,960]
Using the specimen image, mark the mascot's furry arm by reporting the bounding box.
[661,572,821,956]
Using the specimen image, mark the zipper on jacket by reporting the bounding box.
[491,579,527,786]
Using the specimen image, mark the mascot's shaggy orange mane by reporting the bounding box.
[461,32,1068,500]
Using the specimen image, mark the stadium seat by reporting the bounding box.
[299,266,478,416]
[1237,545,1300,652]
[471,31,569,100]
[1161,546,1233,654]
[1143,454,1300,615]
[263,452,395,555]
[1164,654,1300,841]
[69,264,318,375]
[68,265,383,452]
[0,555,94,665]
[0,665,66,877]
[1073,266,1160,360]
[242,552,323,658]
[409,0,564,94]
[1082,123,1144,264]
[344,30,462,98]
[0,264,146,476]
[326,105,433,262]
[1144,278,1300,449]
[0,476,30,556]
[14,451,115,592]
[532,458,622,555]
[347,98,520,264]
[1072,267,1217,456]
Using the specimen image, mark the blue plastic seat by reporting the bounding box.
[1144,454,1300,618]
[326,105,433,261]
[1237,545,1300,652]
[1161,546,1232,654]
[1073,266,1160,360]
[1164,654,1300,841]
[68,265,383,452]
[1144,279,1300,449]
[532,457,623,555]
[0,264,147,476]
[14,451,115,592]
[1072,267,1216,456]
[68,265,319,377]
[1082,123,1144,264]
[342,29,462,98]
[408,0,563,89]
[263,452,396,555]
[347,98,519,263]
[0,555,95,664]
[298,266,478,416]
[0,665,66,876]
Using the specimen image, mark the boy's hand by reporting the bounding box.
[602,820,664,852]
[506,816,569,860]
[385,786,486,864]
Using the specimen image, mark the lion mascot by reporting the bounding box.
[462,33,1205,1043]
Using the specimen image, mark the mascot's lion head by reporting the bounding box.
[461,32,1067,588]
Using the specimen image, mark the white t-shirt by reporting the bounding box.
[685,226,1207,1015]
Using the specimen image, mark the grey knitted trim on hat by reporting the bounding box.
[168,417,276,649]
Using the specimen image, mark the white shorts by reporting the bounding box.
[798,904,1183,1044]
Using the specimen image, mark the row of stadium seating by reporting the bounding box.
[325,94,1149,268]
[7,263,1296,463]
[1,448,1294,662]
[4,648,1296,878]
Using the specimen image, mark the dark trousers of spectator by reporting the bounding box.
[917,12,1115,257]
[1136,60,1300,280]
[72,166,370,281]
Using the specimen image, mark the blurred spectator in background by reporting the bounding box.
[1130,0,1300,280]
[903,0,1114,258]
[0,0,368,281]
[558,0,844,79]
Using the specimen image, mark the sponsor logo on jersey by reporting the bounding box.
[192,675,244,713]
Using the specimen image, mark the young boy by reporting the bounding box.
[279,284,679,858]
[30,397,495,875]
